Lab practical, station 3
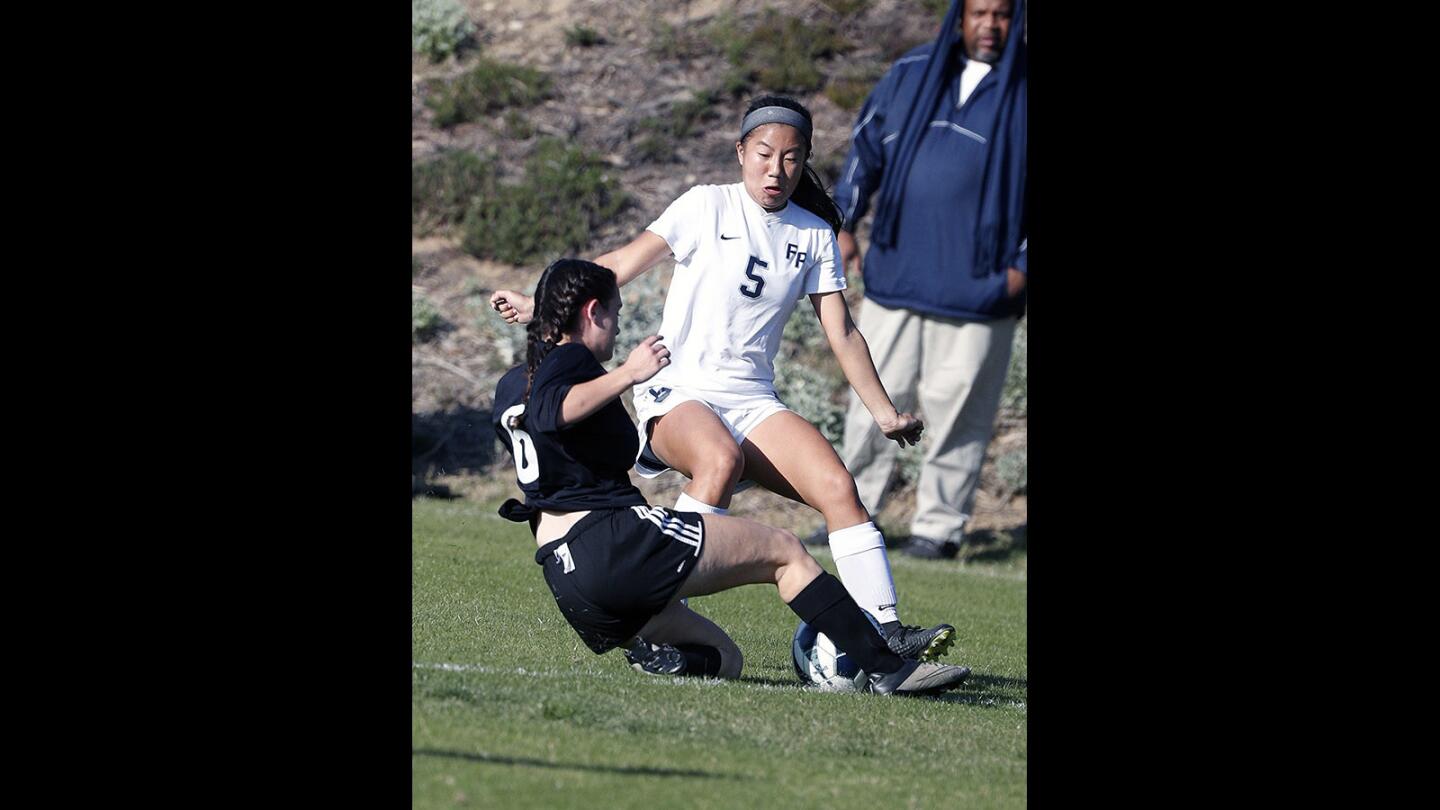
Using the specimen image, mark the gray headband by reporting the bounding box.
[739,106,812,143]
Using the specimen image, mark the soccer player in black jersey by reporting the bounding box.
[492,258,969,696]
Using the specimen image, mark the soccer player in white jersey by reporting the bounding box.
[492,96,955,661]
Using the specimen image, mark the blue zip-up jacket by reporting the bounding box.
[834,18,1027,321]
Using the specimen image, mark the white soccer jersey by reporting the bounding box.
[640,183,845,398]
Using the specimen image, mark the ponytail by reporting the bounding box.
[791,163,843,234]
[509,258,619,430]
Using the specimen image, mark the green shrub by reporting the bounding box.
[460,139,626,265]
[780,296,827,350]
[996,447,1027,495]
[648,20,711,61]
[412,149,495,232]
[819,0,870,16]
[824,64,884,111]
[708,12,748,65]
[894,431,926,486]
[720,67,752,98]
[470,288,530,370]
[426,59,552,128]
[503,110,535,140]
[758,54,823,94]
[670,89,720,137]
[631,132,675,164]
[776,358,848,446]
[629,90,720,164]
[412,0,476,63]
[1001,316,1026,417]
[877,4,939,63]
[564,25,605,47]
[413,289,446,342]
[715,8,853,95]
[776,303,848,446]
[615,270,668,359]
[921,0,951,17]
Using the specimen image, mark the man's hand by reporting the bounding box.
[621,335,671,384]
[1006,267,1027,297]
[490,290,535,324]
[877,411,924,447]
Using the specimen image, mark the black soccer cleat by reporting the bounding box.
[867,660,971,696]
[884,622,957,661]
[622,637,687,676]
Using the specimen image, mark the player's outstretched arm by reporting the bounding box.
[809,291,923,447]
[557,336,670,427]
[591,231,672,287]
[489,232,673,326]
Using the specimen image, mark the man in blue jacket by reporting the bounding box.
[821,0,1026,559]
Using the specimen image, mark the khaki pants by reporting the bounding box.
[841,299,1017,541]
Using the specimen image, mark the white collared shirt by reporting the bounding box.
[958,58,993,107]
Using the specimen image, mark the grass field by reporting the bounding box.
[413,498,1027,808]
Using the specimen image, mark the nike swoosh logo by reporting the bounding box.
[720,234,739,240]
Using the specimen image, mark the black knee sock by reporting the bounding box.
[786,572,904,675]
[675,644,724,677]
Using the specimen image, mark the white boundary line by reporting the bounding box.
[411,662,1027,710]
[412,661,807,692]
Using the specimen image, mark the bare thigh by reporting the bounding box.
[678,513,819,600]
[648,401,744,507]
[741,410,870,529]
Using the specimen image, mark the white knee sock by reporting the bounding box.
[827,521,899,624]
[674,492,729,515]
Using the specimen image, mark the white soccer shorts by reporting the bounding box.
[631,384,790,479]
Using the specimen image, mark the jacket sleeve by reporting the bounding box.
[834,66,902,232]
[1006,168,1029,274]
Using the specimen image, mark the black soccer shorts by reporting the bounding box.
[534,505,706,654]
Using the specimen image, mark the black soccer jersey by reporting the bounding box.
[492,343,646,521]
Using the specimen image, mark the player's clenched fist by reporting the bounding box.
[489,290,535,324]
[878,412,925,448]
[622,335,670,384]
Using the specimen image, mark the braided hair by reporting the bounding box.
[740,95,844,234]
[508,258,619,430]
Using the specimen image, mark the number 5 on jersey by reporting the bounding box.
[739,256,766,299]
[499,403,540,484]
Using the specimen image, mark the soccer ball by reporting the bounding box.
[792,619,871,693]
